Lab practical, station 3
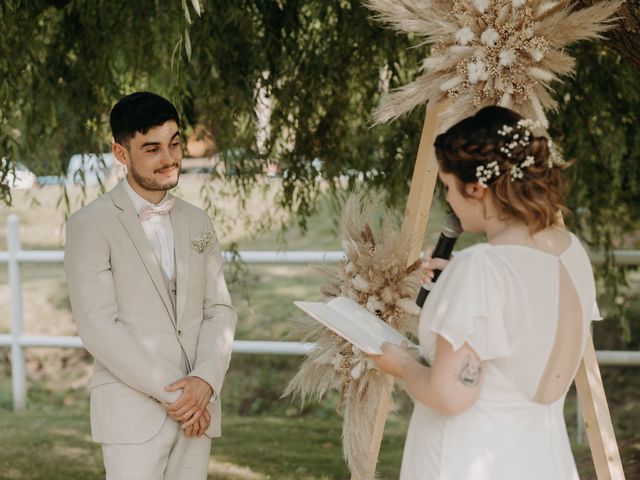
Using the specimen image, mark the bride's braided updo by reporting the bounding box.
[434,106,570,233]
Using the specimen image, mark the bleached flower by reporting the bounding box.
[468,60,489,84]
[352,274,370,292]
[366,295,385,314]
[350,361,365,380]
[473,0,489,14]
[529,48,544,62]
[331,353,344,370]
[455,27,476,46]
[499,49,517,66]
[480,28,499,47]
[380,287,398,304]
[344,261,355,273]
[512,0,526,8]
[396,297,421,316]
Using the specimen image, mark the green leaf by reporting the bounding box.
[190,0,201,17]
[184,29,192,62]
[184,3,192,25]
[171,37,182,71]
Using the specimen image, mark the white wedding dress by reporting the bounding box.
[400,233,600,480]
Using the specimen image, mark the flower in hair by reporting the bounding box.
[547,139,565,169]
[511,155,535,181]
[498,118,540,158]
[476,160,501,188]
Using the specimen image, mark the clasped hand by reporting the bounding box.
[165,376,213,438]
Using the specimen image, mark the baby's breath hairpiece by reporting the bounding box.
[498,118,541,158]
[511,155,535,181]
[547,139,565,169]
[476,160,501,188]
[476,118,549,186]
[499,118,543,182]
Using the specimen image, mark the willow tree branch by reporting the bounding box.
[576,0,640,70]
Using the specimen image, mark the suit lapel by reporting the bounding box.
[170,200,190,328]
[110,181,177,327]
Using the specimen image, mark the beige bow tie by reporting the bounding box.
[138,197,176,221]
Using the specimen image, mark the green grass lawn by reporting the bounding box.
[0,376,407,480]
[1,377,637,479]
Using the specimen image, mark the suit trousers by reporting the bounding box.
[101,414,212,480]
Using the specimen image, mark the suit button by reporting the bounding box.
[177,330,182,336]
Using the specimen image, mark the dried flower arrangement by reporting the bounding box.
[365,0,621,129]
[284,192,421,478]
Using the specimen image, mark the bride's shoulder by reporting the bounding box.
[448,242,500,272]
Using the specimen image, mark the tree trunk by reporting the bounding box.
[578,0,640,70]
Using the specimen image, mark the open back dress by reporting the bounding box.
[400,233,599,480]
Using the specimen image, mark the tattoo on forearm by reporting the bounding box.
[457,355,481,387]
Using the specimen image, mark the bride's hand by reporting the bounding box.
[369,341,415,379]
[420,245,450,283]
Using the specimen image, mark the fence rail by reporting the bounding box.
[2,213,640,444]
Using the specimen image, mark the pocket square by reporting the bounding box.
[191,230,218,254]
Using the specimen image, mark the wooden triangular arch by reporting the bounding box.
[355,100,625,480]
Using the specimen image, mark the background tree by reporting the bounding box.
[1,0,639,331]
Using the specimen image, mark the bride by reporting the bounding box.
[371,106,599,479]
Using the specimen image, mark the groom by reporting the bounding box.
[64,92,237,479]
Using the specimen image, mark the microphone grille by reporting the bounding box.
[441,213,463,238]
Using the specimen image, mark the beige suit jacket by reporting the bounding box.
[64,180,237,444]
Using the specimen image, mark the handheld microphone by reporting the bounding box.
[416,212,463,308]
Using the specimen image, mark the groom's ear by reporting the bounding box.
[112,142,129,168]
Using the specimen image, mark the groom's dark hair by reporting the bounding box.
[109,92,180,147]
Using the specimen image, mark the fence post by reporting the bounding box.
[7,214,26,411]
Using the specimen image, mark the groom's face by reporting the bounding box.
[115,120,183,192]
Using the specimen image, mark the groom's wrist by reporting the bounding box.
[189,374,217,404]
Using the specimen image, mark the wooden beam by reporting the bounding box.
[575,336,626,479]
[353,99,448,479]
[403,99,450,264]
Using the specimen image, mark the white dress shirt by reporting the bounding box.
[124,179,175,280]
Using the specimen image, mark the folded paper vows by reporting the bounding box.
[294,296,418,355]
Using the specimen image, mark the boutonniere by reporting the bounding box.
[191,230,218,254]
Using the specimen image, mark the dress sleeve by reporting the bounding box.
[422,247,510,361]
[591,300,603,321]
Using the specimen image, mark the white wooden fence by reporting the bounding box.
[2,213,640,442]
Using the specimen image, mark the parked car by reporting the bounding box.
[1,158,36,189]
[65,153,117,186]
[36,175,66,185]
